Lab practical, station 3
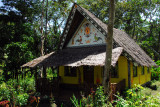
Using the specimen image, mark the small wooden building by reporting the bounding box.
[22,3,157,93]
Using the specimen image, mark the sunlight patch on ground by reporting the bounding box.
[142,81,160,96]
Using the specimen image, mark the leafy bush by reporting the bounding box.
[47,67,58,80]
[0,77,35,106]
[151,60,160,80]
[114,84,160,106]
[71,86,107,107]
[0,82,10,101]
[16,93,29,106]
[0,70,5,84]
[71,84,160,107]
[19,76,35,93]
[94,86,106,106]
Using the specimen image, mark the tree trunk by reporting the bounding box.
[40,0,45,78]
[42,0,48,78]
[103,0,115,94]
[157,31,160,60]
[41,0,45,56]
[158,31,160,56]
[44,0,48,54]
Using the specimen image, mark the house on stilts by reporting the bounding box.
[22,3,157,102]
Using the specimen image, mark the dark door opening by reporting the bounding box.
[83,66,94,85]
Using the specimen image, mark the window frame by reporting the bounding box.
[111,63,118,78]
[133,65,137,77]
[64,66,77,77]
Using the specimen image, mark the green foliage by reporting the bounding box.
[114,84,160,107]
[94,86,106,107]
[151,60,160,80]
[0,0,41,80]
[0,0,73,81]
[77,0,109,22]
[0,69,5,84]
[16,93,29,106]
[70,95,82,107]
[71,86,107,107]
[19,76,36,93]
[0,82,10,101]
[46,67,58,80]
[0,77,35,106]
[71,84,160,107]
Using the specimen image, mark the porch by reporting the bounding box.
[35,77,126,106]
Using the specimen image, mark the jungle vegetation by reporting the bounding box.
[0,0,159,106]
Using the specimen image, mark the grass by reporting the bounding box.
[142,80,160,96]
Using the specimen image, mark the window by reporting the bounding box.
[147,67,150,73]
[141,67,144,75]
[111,64,118,78]
[133,66,137,77]
[64,66,77,77]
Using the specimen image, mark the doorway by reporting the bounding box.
[83,66,94,85]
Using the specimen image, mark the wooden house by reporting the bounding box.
[22,3,157,92]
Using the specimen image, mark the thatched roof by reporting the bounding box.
[21,46,123,68]
[22,3,157,68]
[59,3,157,67]
[21,52,54,68]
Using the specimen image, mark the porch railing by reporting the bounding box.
[110,79,126,101]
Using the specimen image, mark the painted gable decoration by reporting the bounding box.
[67,19,105,47]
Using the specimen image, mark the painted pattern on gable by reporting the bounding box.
[67,19,105,47]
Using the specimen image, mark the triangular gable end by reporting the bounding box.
[59,3,107,49]
[67,19,106,47]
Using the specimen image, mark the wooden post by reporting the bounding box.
[128,60,131,88]
[43,66,47,78]
[35,67,38,92]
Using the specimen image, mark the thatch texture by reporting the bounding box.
[60,3,157,67]
[22,46,123,68]
[22,3,157,68]
[21,52,54,68]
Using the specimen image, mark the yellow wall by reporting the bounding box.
[59,66,83,84]
[94,66,102,84]
[130,62,151,87]
[59,56,151,87]
[130,62,139,86]
[94,56,128,87]
[59,56,128,86]
[59,66,101,85]
[110,56,128,87]
[140,67,146,84]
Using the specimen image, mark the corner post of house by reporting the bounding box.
[128,60,131,88]
[30,68,33,77]
[57,66,60,78]
[42,66,47,78]
[34,67,38,92]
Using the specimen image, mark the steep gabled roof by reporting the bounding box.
[59,3,157,67]
[22,3,157,68]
